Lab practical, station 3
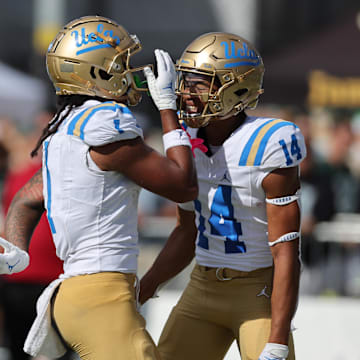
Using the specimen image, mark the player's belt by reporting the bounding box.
[196,264,273,281]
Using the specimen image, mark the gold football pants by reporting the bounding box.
[158,265,295,360]
[52,272,160,360]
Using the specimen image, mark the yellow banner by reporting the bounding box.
[308,70,360,108]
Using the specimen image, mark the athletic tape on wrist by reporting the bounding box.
[263,342,289,358]
[163,129,191,152]
[268,231,300,247]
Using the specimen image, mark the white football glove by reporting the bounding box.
[143,49,177,111]
[0,237,29,274]
[258,343,289,360]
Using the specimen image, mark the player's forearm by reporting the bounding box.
[152,229,194,281]
[5,200,44,251]
[160,109,181,133]
[160,110,198,201]
[269,252,300,344]
[140,225,195,304]
[4,169,45,251]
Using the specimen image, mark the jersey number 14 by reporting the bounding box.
[279,134,302,166]
[196,185,246,254]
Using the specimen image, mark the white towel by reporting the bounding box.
[24,275,67,358]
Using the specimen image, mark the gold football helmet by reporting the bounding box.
[46,15,150,106]
[176,32,265,127]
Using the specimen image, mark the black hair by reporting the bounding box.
[31,94,109,157]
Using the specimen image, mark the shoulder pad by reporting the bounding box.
[66,101,143,146]
[239,118,306,167]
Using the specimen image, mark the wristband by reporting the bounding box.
[263,343,289,358]
[163,129,191,152]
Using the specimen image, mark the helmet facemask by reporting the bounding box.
[176,70,219,127]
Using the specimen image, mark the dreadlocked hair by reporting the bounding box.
[31,95,110,157]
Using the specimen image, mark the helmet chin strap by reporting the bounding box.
[182,106,238,128]
[126,88,142,106]
[205,107,243,126]
[183,115,210,128]
[234,102,245,114]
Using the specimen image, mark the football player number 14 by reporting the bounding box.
[196,133,302,254]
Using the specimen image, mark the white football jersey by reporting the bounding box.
[180,116,306,271]
[42,100,143,277]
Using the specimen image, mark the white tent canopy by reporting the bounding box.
[0,61,47,130]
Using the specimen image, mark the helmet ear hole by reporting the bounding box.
[234,88,248,97]
[90,66,96,79]
[99,69,113,81]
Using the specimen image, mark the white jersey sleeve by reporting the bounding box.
[66,101,143,146]
[253,120,306,187]
[260,121,306,168]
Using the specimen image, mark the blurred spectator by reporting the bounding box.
[325,111,360,297]
[327,111,360,213]
[0,110,70,360]
[295,113,336,294]
[297,110,360,297]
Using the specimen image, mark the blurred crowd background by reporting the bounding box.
[0,0,359,359]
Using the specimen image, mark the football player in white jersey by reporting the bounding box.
[0,16,198,360]
[140,33,306,360]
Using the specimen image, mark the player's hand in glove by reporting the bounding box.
[143,49,177,111]
[258,343,289,360]
[0,237,29,274]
